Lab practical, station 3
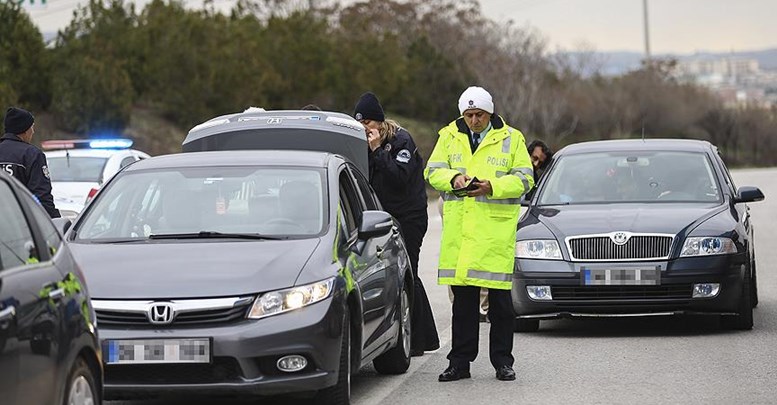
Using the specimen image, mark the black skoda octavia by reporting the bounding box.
[513,139,764,332]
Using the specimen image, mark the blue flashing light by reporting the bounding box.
[89,139,133,149]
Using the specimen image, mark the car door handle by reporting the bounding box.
[48,288,65,300]
[0,306,15,322]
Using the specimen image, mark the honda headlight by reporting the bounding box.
[680,237,736,257]
[516,240,562,260]
[248,278,335,319]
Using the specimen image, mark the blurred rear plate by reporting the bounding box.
[105,338,210,364]
[582,268,660,286]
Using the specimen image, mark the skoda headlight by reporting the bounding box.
[516,240,562,260]
[680,237,736,257]
[248,278,335,319]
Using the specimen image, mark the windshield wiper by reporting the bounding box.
[148,231,284,240]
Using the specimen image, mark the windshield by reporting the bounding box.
[75,166,327,241]
[47,156,108,182]
[538,151,721,205]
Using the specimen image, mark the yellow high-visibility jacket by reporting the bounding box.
[424,115,534,290]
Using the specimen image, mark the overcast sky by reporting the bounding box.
[25,0,777,54]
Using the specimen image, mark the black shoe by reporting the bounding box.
[495,365,516,381]
[410,349,425,357]
[438,366,471,382]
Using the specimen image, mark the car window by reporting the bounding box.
[75,166,327,240]
[538,151,722,205]
[0,182,39,270]
[339,170,360,236]
[120,156,136,169]
[714,151,737,194]
[28,198,62,257]
[47,156,108,182]
[348,165,379,211]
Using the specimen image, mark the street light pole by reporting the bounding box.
[643,0,652,64]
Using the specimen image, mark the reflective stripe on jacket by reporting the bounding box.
[424,115,534,290]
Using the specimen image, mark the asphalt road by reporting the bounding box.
[111,168,777,405]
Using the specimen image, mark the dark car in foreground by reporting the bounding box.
[0,173,102,405]
[66,150,412,403]
[513,139,764,332]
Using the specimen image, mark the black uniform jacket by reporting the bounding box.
[368,127,427,220]
[0,133,60,218]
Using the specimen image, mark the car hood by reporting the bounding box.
[69,238,321,299]
[529,203,726,239]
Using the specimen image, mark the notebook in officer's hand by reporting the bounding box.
[452,177,479,197]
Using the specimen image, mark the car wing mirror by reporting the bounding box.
[358,210,394,240]
[51,218,73,236]
[735,186,765,203]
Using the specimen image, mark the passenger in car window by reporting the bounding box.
[354,91,440,356]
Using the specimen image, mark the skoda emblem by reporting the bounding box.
[611,232,630,245]
[148,303,174,325]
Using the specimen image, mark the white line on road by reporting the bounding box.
[358,324,453,405]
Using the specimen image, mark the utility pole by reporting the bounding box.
[643,0,652,64]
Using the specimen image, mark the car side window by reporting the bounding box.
[339,170,360,236]
[714,152,737,194]
[28,199,62,257]
[0,182,40,270]
[348,165,379,211]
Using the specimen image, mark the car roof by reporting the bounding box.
[124,150,337,171]
[44,148,141,158]
[181,108,368,173]
[184,108,364,142]
[557,139,715,155]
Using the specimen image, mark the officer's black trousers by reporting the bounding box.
[448,285,515,369]
[396,211,440,352]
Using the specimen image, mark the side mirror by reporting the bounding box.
[358,210,394,240]
[520,197,530,207]
[735,186,765,203]
[51,218,72,236]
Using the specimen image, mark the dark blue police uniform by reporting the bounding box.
[0,133,60,218]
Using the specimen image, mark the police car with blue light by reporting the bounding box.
[42,138,150,218]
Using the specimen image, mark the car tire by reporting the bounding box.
[373,282,411,375]
[63,357,99,405]
[514,318,540,333]
[315,311,351,405]
[722,273,753,331]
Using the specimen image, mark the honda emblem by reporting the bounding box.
[148,303,174,325]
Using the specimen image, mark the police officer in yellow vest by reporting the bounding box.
[425,86,534,382]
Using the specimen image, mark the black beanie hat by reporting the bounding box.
[4,107,35,135]
[353,92,385,122]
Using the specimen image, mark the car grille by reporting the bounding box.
[552,284,693,300]
[96,302,252,327]
[106,357,243,384]
[568,235,673,261]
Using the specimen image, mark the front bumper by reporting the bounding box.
[512,253,747,319]
[101,295,345,399]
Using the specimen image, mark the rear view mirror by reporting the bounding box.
[51,218,73,236]
[735,186,764,203]
[358,211,394,240]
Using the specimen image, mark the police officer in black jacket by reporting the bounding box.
[354,92,440,356]
[0,107,60,218]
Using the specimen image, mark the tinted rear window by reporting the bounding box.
[47,157,108,182]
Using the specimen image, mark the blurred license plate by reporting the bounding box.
[582,268,660,286]
[105,338,210,364]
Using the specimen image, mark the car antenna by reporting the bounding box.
[641,120,646,142]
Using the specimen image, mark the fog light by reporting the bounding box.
[692,283,720,298]
[526,286,552,301]
[277,355,308,372]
